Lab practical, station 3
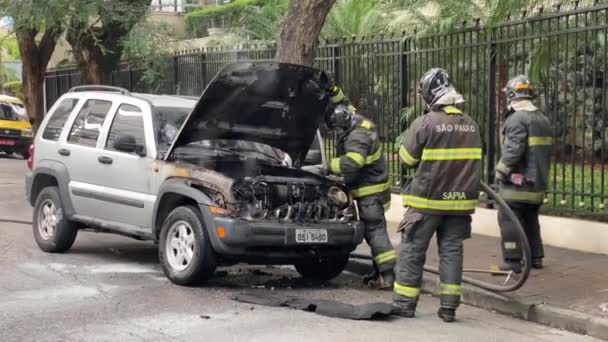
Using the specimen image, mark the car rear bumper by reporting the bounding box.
[202,206,365,262]
[0,136,32,153]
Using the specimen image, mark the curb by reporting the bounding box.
[346,258,608,341]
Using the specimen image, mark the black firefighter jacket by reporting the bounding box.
[496,101,553,204]
[329,115,391,208]
[399,106,482,215]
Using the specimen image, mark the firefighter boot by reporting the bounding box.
[532,258,543,269]
[437,308,456,322]
[393,301,417,318]
[499,259,522,274]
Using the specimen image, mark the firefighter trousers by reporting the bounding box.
[357,196,397,273]
[498,202,544,262]
[393,209,472,309]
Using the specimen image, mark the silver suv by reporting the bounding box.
[26,62,364,286]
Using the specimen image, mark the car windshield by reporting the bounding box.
[155,106,192,153]
[185,139,284,162]
[0,102,26,122]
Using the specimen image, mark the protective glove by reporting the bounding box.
[495,170,507,183]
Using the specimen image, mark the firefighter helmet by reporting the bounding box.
[418,68,454,106]
[325,104,355,131]
[504,75,535,101]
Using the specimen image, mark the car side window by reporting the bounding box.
[42,98,79,141]
[67,99,112,147]
[105,104,145,153]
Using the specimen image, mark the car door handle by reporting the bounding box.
[98,156,113,165]
[58,148,71,157]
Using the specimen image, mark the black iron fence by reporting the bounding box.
[45,4,608,218]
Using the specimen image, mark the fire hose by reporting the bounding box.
[350,181,532,293]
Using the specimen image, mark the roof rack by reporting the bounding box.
[68,85,131,95]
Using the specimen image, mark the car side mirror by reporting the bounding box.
[114,134,146,156]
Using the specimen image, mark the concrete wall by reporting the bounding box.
[385,195,608,255]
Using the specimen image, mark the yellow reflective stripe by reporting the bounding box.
[345,152,365,167]
[330,88,345,104]
[443,106,463,114]
[360,120,373,129]
[394,283,420,298]
[399,145,419,166]
[440,283,462,296]
[499,189,545,203]
[347,104,357,111]
[374,250,397,265]
[365,146,383,165]
[421,148,482,161]
[403,195,478,211]
[528,136,552,146]
[330,158,341,174]
[351,181,391,198]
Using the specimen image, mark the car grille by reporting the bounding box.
[0,128,21,137]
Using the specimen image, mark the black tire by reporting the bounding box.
[20,151,30,159]
[33,186,78,253]
[158,205,217,286]
[294,254,349,281]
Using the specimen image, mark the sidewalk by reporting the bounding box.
[348,199,608,340]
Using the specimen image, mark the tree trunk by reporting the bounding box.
[16,28,61,131]
[275,0,337,66]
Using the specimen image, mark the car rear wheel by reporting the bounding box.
[33,186,78,253]
[294,254,349,281]
[158,205,217,286]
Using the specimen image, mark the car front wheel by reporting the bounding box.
[158,205,217,286]
[33,186,78,253]
[294,254,350,281]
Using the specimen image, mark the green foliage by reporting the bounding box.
[236,0,288,40]
[0,32,20,60]
[0,65,18,82]
[122,20,176,87]
[323,0,387,38]
[185,0,263,37]
[3,81,23,100]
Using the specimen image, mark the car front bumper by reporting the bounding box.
[201,206,365,262]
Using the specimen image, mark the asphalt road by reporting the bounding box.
[0,156,600,342]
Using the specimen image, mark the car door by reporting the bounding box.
[92,99,157,230]
[62,97,117,220]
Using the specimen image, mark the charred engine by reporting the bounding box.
[232,175,356,223]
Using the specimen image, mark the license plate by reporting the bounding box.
[295,229,328,243]
[0,139,15,146]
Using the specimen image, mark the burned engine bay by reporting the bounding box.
[174,151,356,224]
[232,173,355,223]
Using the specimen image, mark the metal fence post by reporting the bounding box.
[200,52,207,91]
[487,41,497,185]
[128,66,133,92]
[174,55,179,95]
[332,45,341,83]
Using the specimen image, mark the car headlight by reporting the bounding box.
[22,129,33,137]
[328,186,349,209]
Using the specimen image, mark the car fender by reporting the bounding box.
[29,160,75,217]
[153,178,216,239]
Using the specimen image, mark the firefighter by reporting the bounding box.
[496,75,552,273]
[393,68,482,322]
[324,84,397,290]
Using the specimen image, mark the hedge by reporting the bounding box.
[3,81,24,101]
[185,0,263,37]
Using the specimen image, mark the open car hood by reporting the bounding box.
[166,62,331,165]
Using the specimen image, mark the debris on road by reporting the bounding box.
[232,291,397,320]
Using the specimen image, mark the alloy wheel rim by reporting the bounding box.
[165,220,196,272]
[38,199,58,240]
